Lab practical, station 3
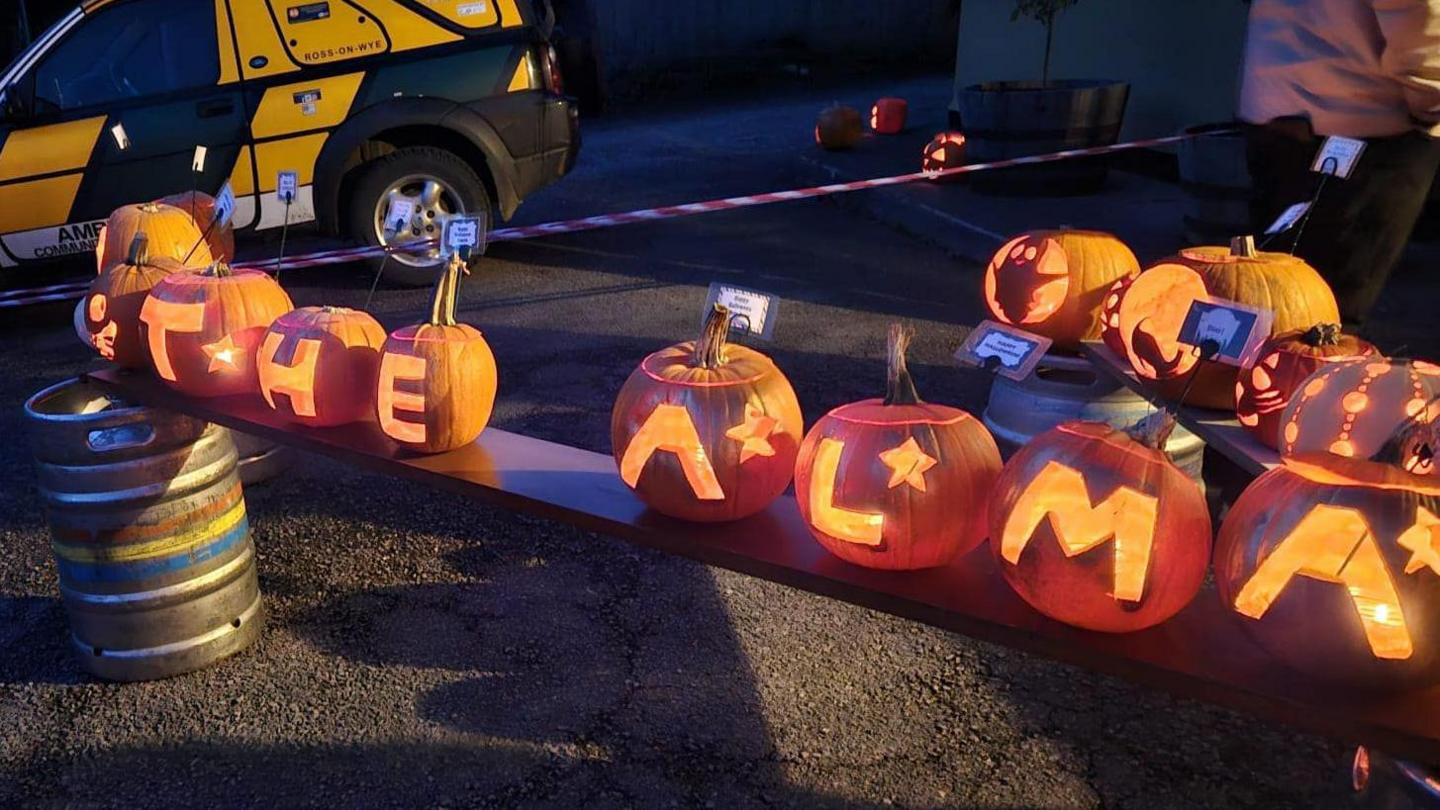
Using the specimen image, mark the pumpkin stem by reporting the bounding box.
[692,304,731,369]
[1301,322,1343,347]
[429,253,464,327]
[203,261,233,278]
[1372,394,1439,469]
[1230,235,1258,258]
[1127,410,1178,450]
[126,233,150,267]
[884,324,924,406]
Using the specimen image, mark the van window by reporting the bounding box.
[32,0,218,111]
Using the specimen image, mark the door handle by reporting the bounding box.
[196,99,235,119]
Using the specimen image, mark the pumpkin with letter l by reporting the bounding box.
[100,202,211,273]
[1235,324,1376,449]
[139,261,293,397]
[378,254,497,453]
[1279,357,1440,461]
[258,306,386,427]
[1214,410,1440,690]
[85,233,187,368]
[1117,236,1340,409]
[157,190,236,263]
[794,325,1001,570]
[611,303,802,522]
[983,229,1140,350]
[988,413,1212,632]
[815,104,863,151]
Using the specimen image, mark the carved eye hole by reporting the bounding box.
[88,294,108,323]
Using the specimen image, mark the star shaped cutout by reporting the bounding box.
[202,334,243,373]
[878,437,937,492]
[725,404,781,463]
[1399,506,1440,576]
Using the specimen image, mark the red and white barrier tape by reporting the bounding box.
[7,130,1229,307]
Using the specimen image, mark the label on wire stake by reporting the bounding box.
[110,123,130,151]
[955,321,1050,381]
[384,199,415,234]
[1265,202,1310,234]
[277,171,298,203]
[703,283,777,341]
[1175,297,1273,367]
[214,181,236,227]
[444,217,482,256]
[1312,136,1366,178]
[192,146,207,173]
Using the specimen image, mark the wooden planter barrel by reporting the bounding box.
[956,79,1130,194]
[1178,123,1253,244]
[24,378,263,682]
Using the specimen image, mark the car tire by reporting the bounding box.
[345,146,492,288]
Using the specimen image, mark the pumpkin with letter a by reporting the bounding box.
[1214,414,1440,691]
[1098,272,1138,358]
[139,262,293,397]
[1235,324,1376,449]
[85,233,187,368]
[258,306,386,427]
[157,190,235,263]
[377,254,497,453]
[870,98,907,134]
[983,229,1140,350]
[1117,236,1340,409]
[611,304,802,522]
[1279,358,1440,461]
[921,132,967,174]
[988,414,1212,633]
[815,104,863,151]
[794,325,1001,570]
[101,202,211,273]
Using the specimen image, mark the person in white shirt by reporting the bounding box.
[1240,0,1440,325]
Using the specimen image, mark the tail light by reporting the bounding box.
[541,44,564,94]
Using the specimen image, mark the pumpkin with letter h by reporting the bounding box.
[983,229,1140,350]
[794,325,1001,569]
[988,412,1212,632]
[611,304,802,522]
[258,306,387,427]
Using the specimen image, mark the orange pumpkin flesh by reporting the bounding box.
[378,255,498,453]
[259,306,387,427]
[794,325,1001,570]
[815,104,863,151]
[1235,324,1377,449]
[86,233,188,368]
[157,191,236,263]
[611,304,803,523]
[983,229,1140,350]
[102,202,212,273]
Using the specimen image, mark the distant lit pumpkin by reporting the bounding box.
[921,132,967,175]
[157,190,235,263]
[258,306,386,427]
[100,202,211,273]
[870,98,907,134]
[85,233,187,368]
[983,229,1140,350]
[815,104,863,151]
[1235,324,1376,449]
[1279,358,1440,462]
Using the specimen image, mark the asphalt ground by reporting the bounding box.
[0,77,1361,808]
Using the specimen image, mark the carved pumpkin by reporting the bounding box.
[611,304,802,522]
[139,262,293,397]
[100,202,212,273]
[1117,236,1340,409]
[983,229,1140,350]
[1098,272,1138,358]
[794,325,1001,570]
[1235,324,1377,449]
[988,414,1212,632]
[85,233,187,368]
[1279,358,1440,461]
[377,254,497,453]
[157,190,236,263]
[94,225,108,274]
[815,104,863,151]
[1215,415,1440,690]
[920,132,967,174]
[870,98,907,134]
[258,306,386,427]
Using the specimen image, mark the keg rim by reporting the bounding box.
[24,377,143,424]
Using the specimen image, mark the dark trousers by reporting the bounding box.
[1246,123,1440,324]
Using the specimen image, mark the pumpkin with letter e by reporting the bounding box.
[139,261,293,397]
[378,254,497,453]
[1278,357,1440,461]
[100,202,211,273]
[815,104,863,151]
[988,413,1212,632]
[983,229,1140,350]
[259,306,386,427]
[1215,409,1440,690]
[157,190,236,263]
[611,304,802,522]
[85,233,187,368]
[870,98,907,134]
[1235,324,1376,449]
[794,325,1001,570]
[1117,236,1340,409]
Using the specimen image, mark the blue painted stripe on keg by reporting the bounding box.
[55,516,252,584]
[52,498,247,564]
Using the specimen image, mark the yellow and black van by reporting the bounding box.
[0,0,578,286]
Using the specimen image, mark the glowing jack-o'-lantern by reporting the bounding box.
[611,304,803,522]
[870,98,907,134]
[815,104,863,151]
[139,262,293,397]
[258,306,386,427]
[1279,357,1440,461]
[1234,324,1376,449]
[988,414,1212,632]
[377,254,497,453]
[983,229,1140,350]
[920,132,967,174]
[157,190,236,263]
[793,325,1001,569]
[1117,236,1340,409]
[100,202,211,273]
[85,233,187,368]
[1098,272,1138,358]
[1215,413,1440,690]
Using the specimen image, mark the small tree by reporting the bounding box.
[1011,0,1080,85]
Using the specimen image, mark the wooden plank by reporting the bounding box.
[83,368,1440,764]
[1081,341,1278,475]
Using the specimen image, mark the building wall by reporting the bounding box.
[952,0,1251,139]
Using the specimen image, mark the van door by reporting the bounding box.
[0,0,249,269]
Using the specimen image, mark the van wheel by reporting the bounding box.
[346,147,492,288]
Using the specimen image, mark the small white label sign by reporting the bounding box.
[1265,201,1310,234]
[192,145,207,173]
[704,283,777,341]
[110,123,131,151]
[1176,296,1274,367]
[384,198,416,232]
[1312,135,1366,178]
[955,321,1051,381]
[444,217,482,255]
[214,181,236,227]
[277,171,298,203]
